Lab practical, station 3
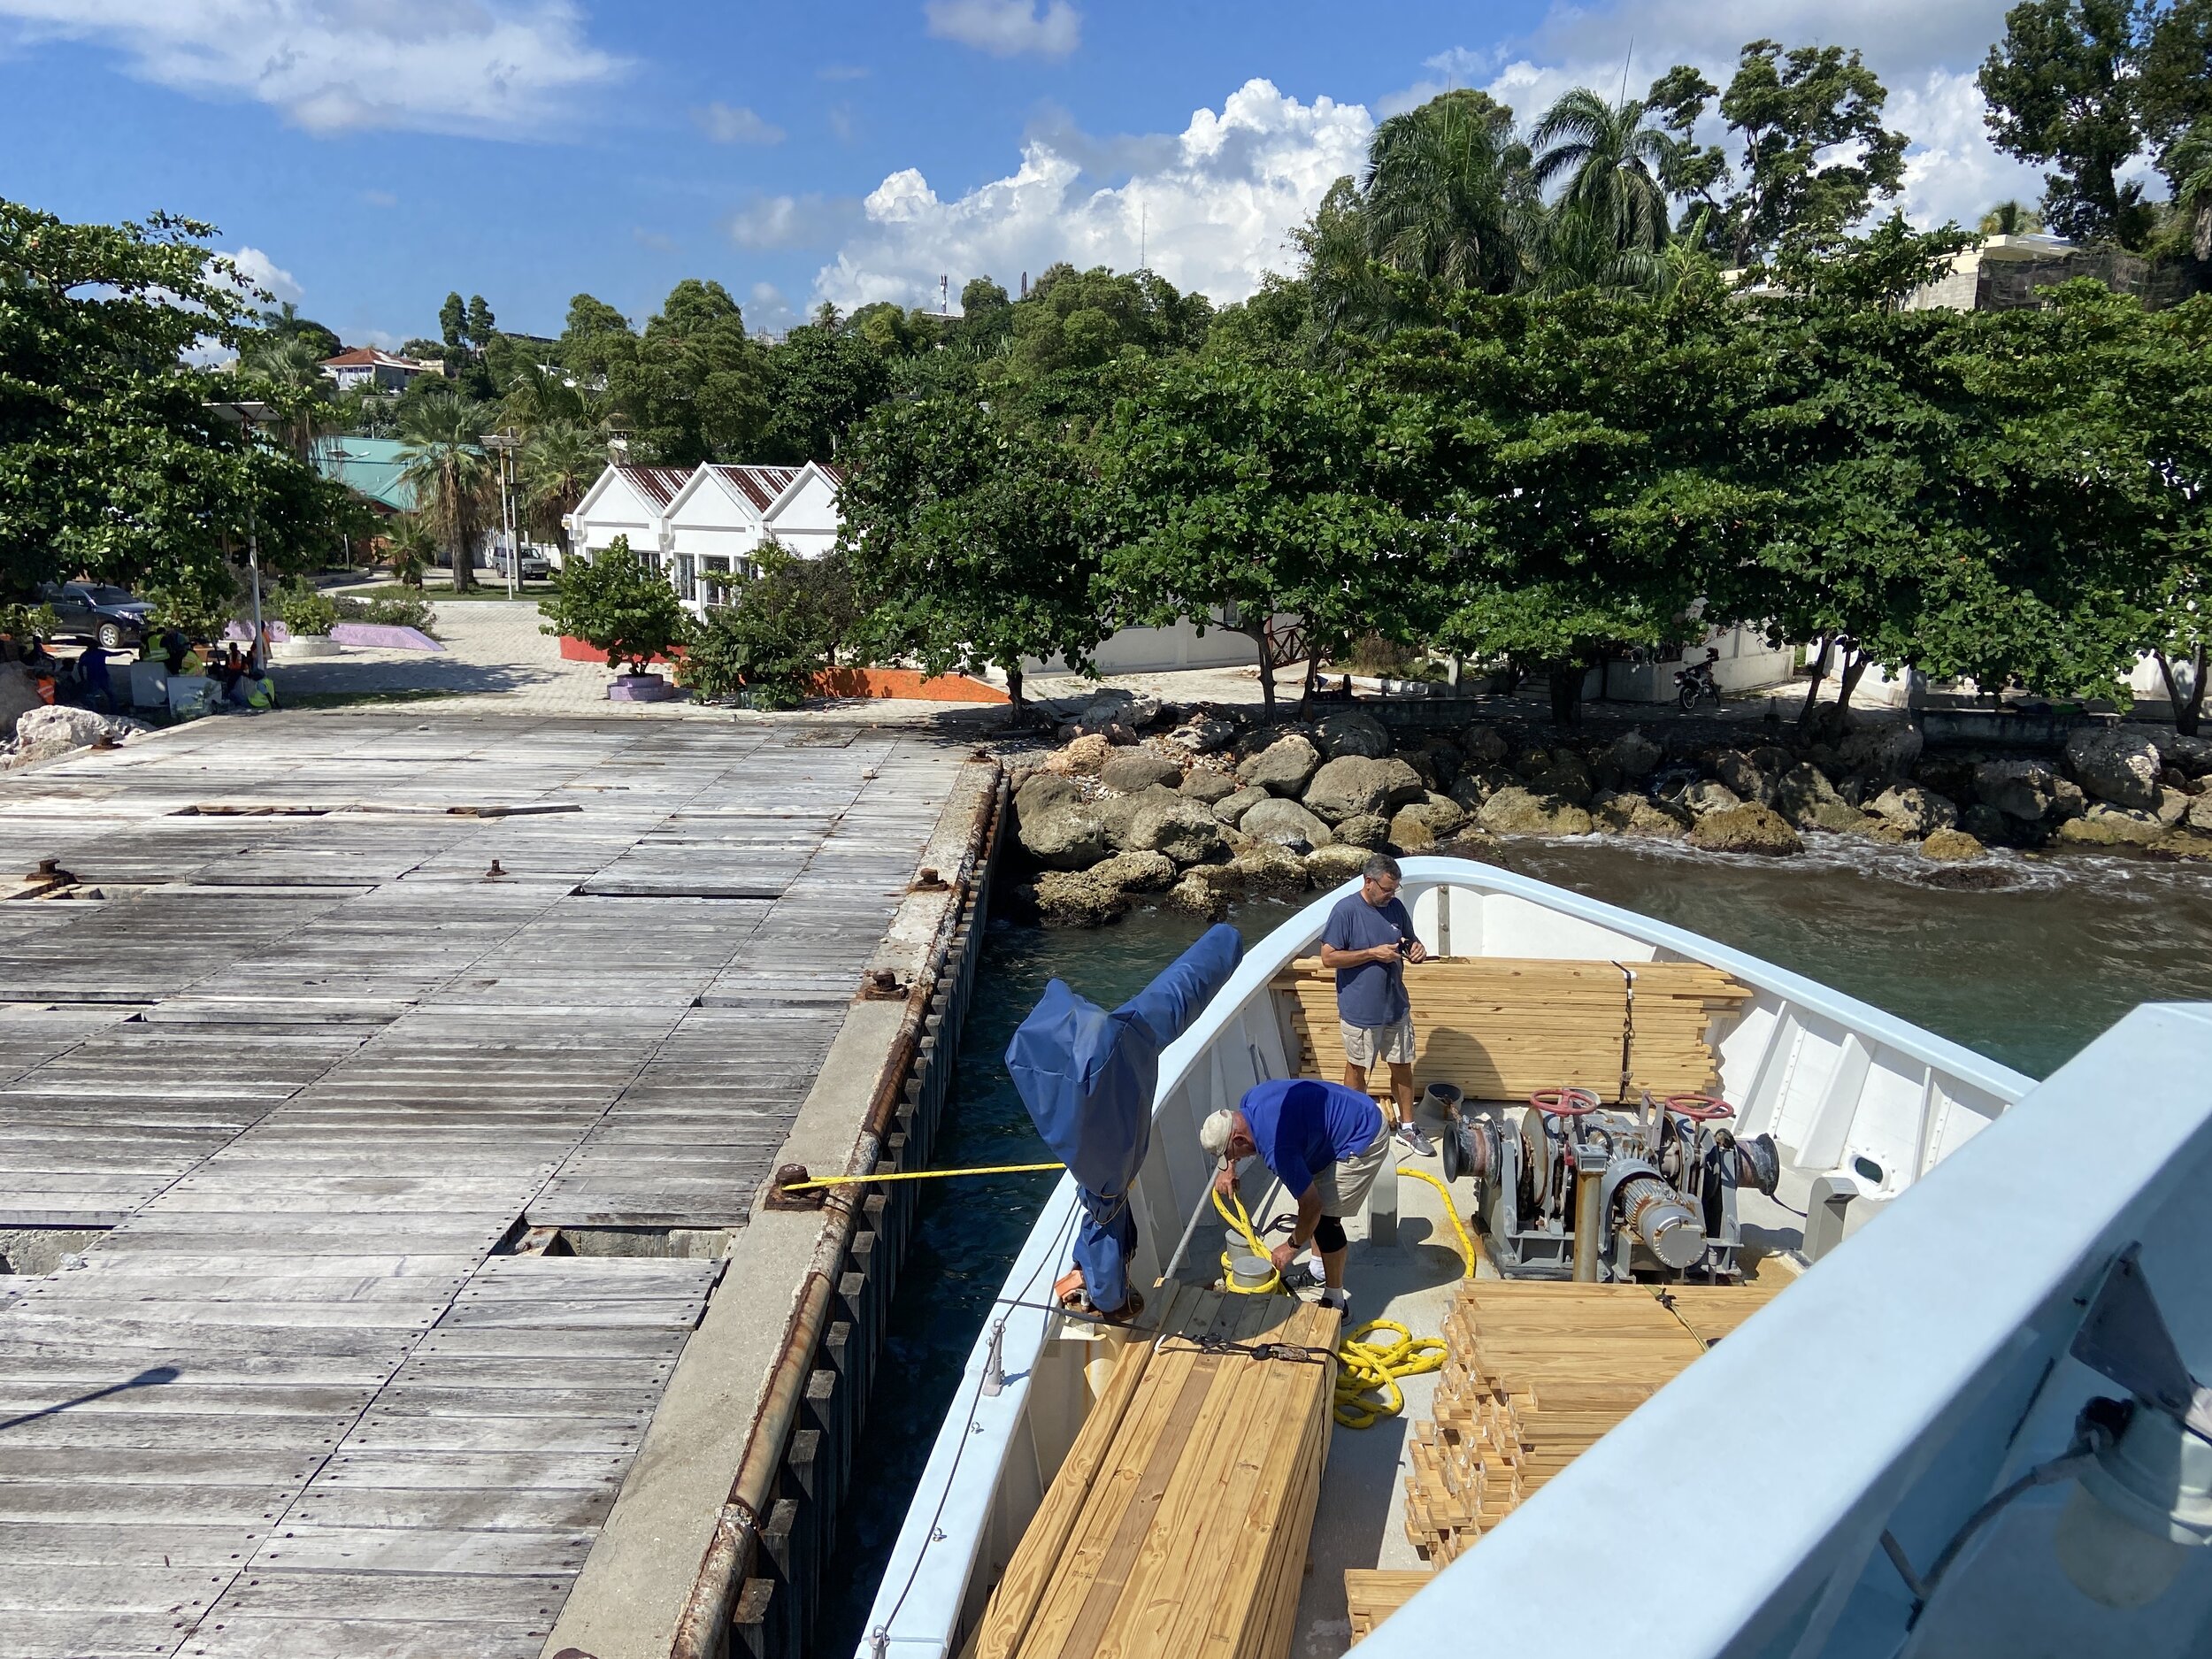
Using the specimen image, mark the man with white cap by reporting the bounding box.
[1200,1077,1387,1314]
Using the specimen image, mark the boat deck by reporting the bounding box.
[0,713,978,1659]
[1236,1147,1797,1652]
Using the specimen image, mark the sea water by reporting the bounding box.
[819,842,2212,1649]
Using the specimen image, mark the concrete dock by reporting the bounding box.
[0,711,1002,1659]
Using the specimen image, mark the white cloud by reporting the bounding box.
[361,188,398,209]
[695,101,784,145]
[812,79,1371,311]
[748,281,800,334]
[924,0,1079,61]
[1889,68,2043,227]
[0,0,626,136]
[731,193,862,250]
[221,245,302,305]
[818,62,871,81]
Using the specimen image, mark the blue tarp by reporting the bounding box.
[1005,923,1242,1314]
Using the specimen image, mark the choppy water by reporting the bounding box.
[818,844,2212,1651]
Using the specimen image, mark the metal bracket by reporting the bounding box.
[2071,1243,2212,1442]
[764,1164,827,1210]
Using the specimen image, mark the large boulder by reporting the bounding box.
[2160,733,2212,778]
[1334,812,1392,849]
[1305,843,1376,886]
[1681,780,1743,818]
[1775,764,1842,826]
[1052,733,1111,775]
[2055,803,2166,846]
[1447,766,1515,814]
[1870,785,1958,836]
[1713,749,1776,807]
[1315,709,1393,759]
[1974,758,2065,822]
[1387,807,1438,850]
[1033,871,1128,926]
[1015,771,1079,819]
[1517,749,1594,806]
[2154,786,2191,826]
[1919,828,1986,863]
[1230,845,1312,901]
[1237,733,1322,796]
[1477,786,1594,837]
[1408,738,1463,789]
[1017,796,1107,870]
[1686,803,1802,856]
[1087,849,1178,894]
[1166,872,1229,921]
[1598,729,1663,785]
[1127,797,1228,865]
[1401,793,1468,840]
[5,703,151,766]
[1100,749,1184,795]
[1241,796,1335,850]
[1593,790,1687,840]
[1169,712,1237,755]
[1098,784,1180,850]
[1460,722,1510,765]
[2188,792,2212,834]
[1214,785,1271,826]
[2065,726,2161,809]
[1179,769,1239,805]
[1303,755,1425,824]
[1838,722,1924,781]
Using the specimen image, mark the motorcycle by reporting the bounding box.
[1674,657,1720,712]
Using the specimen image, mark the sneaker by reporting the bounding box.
[1394,1121,1434,1156]
[1318,1286,1351,1315]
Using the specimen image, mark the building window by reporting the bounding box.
[675,554,696,600]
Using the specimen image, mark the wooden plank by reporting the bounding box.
[176,1616,549,1659]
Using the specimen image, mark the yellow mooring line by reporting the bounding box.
[776,1161,1064,1192]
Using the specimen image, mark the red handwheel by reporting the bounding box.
[1663,1092,1735,1122]
[1530,1087,1601,1118]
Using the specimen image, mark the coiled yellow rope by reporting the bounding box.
[1211,1164,1477,1428]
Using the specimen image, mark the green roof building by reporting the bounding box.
[315,437,416,514]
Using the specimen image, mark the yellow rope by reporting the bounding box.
[1213,1162,1478,1428]
[778,1160,1063,1191]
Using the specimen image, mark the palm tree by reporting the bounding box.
[520,419,607,557]
[1362,89,1539,299]
[1978,200,2044,236]
[396,396,495,593]
[383,513,437,588]
[1525,202,1670,298]
[2168,126,2212,262]
[1529,88,1678,261]
[239,332,341,463]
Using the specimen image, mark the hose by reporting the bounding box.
[1211,1166,1477,1429]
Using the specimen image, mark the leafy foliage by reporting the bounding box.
[537,534,689,675]
[678,546,857,706]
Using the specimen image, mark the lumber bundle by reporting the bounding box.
[1402,1281,1707,1563]
[972,1286,1341,1659]
[1345,1570,1432,1641]
[1272,956,1751,1102]
[1659,1272,1796,1347]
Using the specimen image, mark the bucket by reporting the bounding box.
[1228,1252,1276,1292]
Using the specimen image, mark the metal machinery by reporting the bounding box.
[1440,1087,1781,1281]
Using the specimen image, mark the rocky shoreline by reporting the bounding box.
[1006,692,2212,925]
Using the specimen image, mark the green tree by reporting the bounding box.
[680,545,861,706]
[396,396,494,592]
[439,291,467,351]
[840,395,1103,710]
[1979,0,2164,246]
[1095,357,1420,724]
[465,295,496,350]
[537,533,688,676]
[384,512,435,588]
[613,279,767,464]
[1979,199,2047,234]
[558,294,637,388]
[1530,88,1678,258]
[260,302,342,361]
[0,198,334,608]
[760,318,890,461]
[1651,42,1909,263]
[1363,90,1536,299]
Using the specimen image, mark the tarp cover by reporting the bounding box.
[1006,923,1242,1313]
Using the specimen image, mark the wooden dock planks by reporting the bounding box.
[973,1287,1340,1659]
[1272,956,1750,1102]
[0,714,979,1659]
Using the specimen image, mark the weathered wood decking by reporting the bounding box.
[0,713,981,1658]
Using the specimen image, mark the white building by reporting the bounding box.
[563,464,693,572]
[658,463,844,613]
[318,347,446,393]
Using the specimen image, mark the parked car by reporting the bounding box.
[491,547,552,580]
[36,581,152,650]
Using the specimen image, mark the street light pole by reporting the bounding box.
[481,431,522,600]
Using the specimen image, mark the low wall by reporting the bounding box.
[558,635,681,665]
[810,666,1007,703]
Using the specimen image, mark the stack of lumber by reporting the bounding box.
[1345,1570,1432,1640]
[1660,1272,1797,1347]
[973,1286,1340,1659]
[1402,1282,1707,1563]
[1271,956,1750,1102]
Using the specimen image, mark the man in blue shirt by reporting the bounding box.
[1320,853,1432,1156]
[1201,1078,1387,1314]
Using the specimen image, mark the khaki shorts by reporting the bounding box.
[1340,1014,1416,1068]
[1315,1125,1393,1217]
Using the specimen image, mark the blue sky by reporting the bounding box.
[0,1,2037,349]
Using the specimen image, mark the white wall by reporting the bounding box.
[1601,623,1798,702]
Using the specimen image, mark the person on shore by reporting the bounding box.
[1201,1078,1387,1315]
[1318,853,1432,1156]
[78,644,114,713]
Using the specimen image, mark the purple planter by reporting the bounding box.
[330,623,443,652]
[608,673,680,703]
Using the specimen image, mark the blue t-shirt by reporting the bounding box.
[1322,889,1413,1028]
[1240,1078,1384,1202]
